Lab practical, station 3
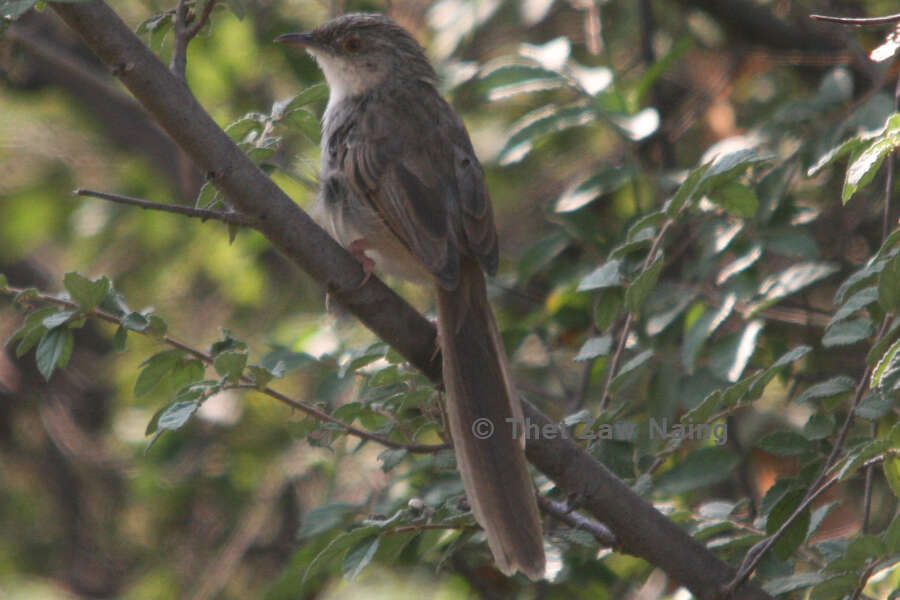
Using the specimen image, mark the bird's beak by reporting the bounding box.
[274,32,319,49]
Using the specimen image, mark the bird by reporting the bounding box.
[276,13,546,580]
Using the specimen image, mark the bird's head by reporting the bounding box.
[275,13,437,98]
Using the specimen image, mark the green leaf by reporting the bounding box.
[843,132,900,203]
[796,375,854,403]
[763,572,826,596]
[610,349,653,392]
[757,431,813,456]
[710,319,764,382]
[885,513,900,553]
[871,338,900,389]
[283,108,320,141]
[42,310,77,329]
[766,489,810,559]
[304,525,379,582]
[135,349,183,397]
[157,400,199,431]
[113,325,127,351]
[751,262,839,315]
[666,162,711,216]
[717,244,762,284]
[807,113,900,176]
[829,286,879,328]
[702,148,772,190]
[822,317,873,347]
[836,259,887,304]
[35,327,72,381]
[121,312,150,332]
[1,0,38,20]
[226,0,245,19]
[593,288,623,330]
[224,115,263,141]
[655,447,740,494]
[625,253,663,313]
[878,253,900,312]
[803,413,835,440]
[707,181,758,217]
[577,259,622,291]
[682,294,736,372]
[377,448,407,472]
[297,503,359,539]
[884,456,900,499]
[498,104,595,165]
[856,391,892,420]
[284,83,328,111]
[341,535,380,581]
[213,350,247,382]
[247,365,274,389]
[0,273,7,290]
[63,272,110,311]
[574,335,612,361]
[809,574,857,600]
[479,63,564,101]
[556,166,637,213]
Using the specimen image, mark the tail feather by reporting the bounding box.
[436,256,545,580]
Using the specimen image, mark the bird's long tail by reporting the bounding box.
[435,255,545,580]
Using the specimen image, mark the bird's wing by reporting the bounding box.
[343,83,498,289]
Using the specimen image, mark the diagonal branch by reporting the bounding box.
[48,3,771,598]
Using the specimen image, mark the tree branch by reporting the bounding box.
[74,188,255,226]
[48,2,771,597]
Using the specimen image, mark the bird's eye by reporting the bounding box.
[344,36,361,52]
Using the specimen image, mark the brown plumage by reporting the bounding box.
[277,13,545,579]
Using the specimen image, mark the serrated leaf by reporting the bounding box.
[135,349,183,397]
[304,525,379,582]
[578,260,622,291]
[63,272,110,311]
[35,327,72,381]
[213,350,247,381]
[224,116,262,141]
[157,400,199,431]
[574,335,612,361]
[682,389,723,424]
[757,431,813,456]
[803,413,835,440]
[655,447,740,494]
[625,253,663,313]
[285,83,328,112]
[707,181,758,217]
[822,317,873,347]
[856,391,892,420]
[247,365,274,389]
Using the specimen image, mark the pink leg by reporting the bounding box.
[348,239,375,288]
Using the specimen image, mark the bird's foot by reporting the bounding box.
[348,239,375,288]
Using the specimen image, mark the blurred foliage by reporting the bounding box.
[2,0,900,598]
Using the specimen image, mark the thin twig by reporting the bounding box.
[2,285,447,453]
[810,13,900,27]
[599,219,673,410]
[171,0,217,80]
[538,495,616,546]
[75,188,255,227]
